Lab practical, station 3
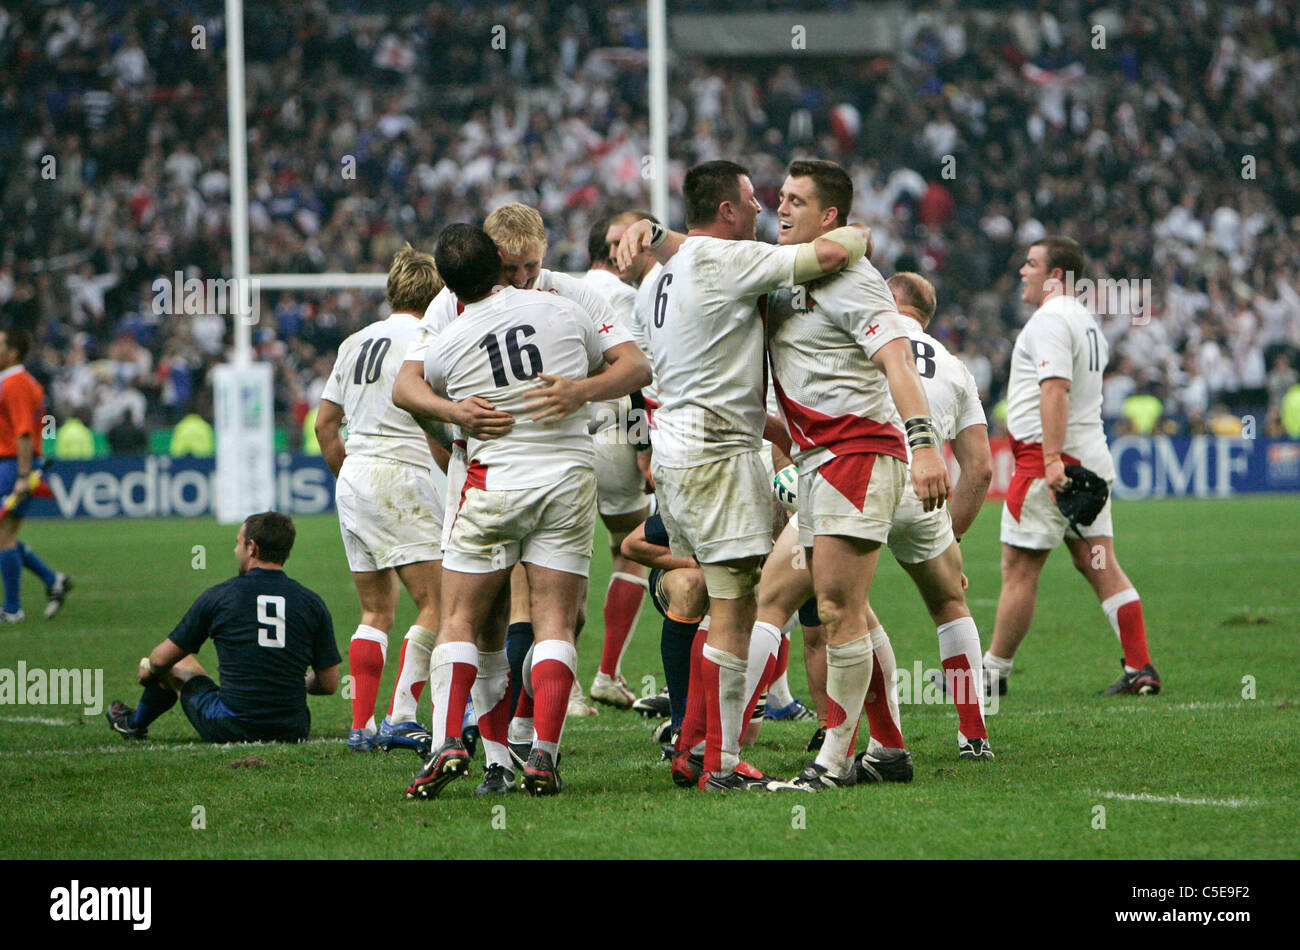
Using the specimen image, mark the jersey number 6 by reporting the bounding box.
[652,272,673,329]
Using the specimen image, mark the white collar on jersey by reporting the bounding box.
[0,364,26,382]
[897,313,925,333]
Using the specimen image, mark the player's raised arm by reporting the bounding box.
[616,218,686,269]
[798,225,867,281]
[872,337,951,510]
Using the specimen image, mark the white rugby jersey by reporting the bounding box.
[581,267,639,428]
[898,315,986,448]
[630,261,663,405]
[414,268,620,359]
[765,257,909,473]
[320,312,432,469]
[581,267,637,323]
[422,286,634,490]
[409,268,628,443]
[1006,293,1114,476]
[648,236,800,468]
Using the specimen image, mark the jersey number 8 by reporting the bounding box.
[910,339,937,379]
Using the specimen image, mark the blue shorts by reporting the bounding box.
[0,458,42,519]
[180,675,309,743]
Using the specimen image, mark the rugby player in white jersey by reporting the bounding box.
[986,237,1159,695]
[419,204,620,728]
[314,245,447,755]
[763,160,950,791]
[883,271,994,759]
[402,224,649,798]
[615,159,868,791]
[581,213,656,710]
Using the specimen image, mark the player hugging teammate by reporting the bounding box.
[313,163,1155,800]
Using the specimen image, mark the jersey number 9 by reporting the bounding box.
[257,594,287,649]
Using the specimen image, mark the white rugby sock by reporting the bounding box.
[471,649,512,769]
[816,635,873,778]
[937,617,987,743]
[428,641,478,747]
[744,622,782,712]
[702,644,747,775]
[389,625,436,724]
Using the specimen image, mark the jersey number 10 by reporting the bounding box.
[353,338,392,385]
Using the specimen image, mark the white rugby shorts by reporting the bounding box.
[652,449,773,564]
[336,455,443,572]
[443,466,597,577]
[1000,477,1114,550]
[592,422,649,517]
[796,452,907,549]
[887,482,956,564]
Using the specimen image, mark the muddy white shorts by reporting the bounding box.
[797,453,907,549]
[444,466,597,577]
[336,455,443,571]
[652,449,773,564]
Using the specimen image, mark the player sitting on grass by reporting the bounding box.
[106,513,341,743]
[620,511,709,759]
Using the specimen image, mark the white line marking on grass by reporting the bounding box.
[1098,791,1260,808]
[0,737,346,759]
[1018,701,1249,717]
[0,715,75,726]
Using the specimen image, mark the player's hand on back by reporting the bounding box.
[522,373,583,424]
[910,445,950,512]
[455,395,515,440]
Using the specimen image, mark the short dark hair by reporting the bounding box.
[434,224,501,302]
[587,214,612,268]
[787,160,853,227]
[607,209,659,229]
[684,160,748,228]
[1,327,33,361]
[1033,235,1086,284]
[243,512,296,565]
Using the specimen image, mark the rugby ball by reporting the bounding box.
[773,464,799,514]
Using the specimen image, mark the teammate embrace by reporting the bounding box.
[312,161,1156,800]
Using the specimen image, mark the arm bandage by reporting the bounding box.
[793,226,867,283]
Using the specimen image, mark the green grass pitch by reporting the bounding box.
[1,496,1296,859]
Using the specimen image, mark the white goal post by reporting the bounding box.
[219,0,669,520]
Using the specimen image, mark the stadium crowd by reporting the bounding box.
[2,0,1299,450]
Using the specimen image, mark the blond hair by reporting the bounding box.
[483,203,548,258]
[386,243,442,313]
[887,271,937,326]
